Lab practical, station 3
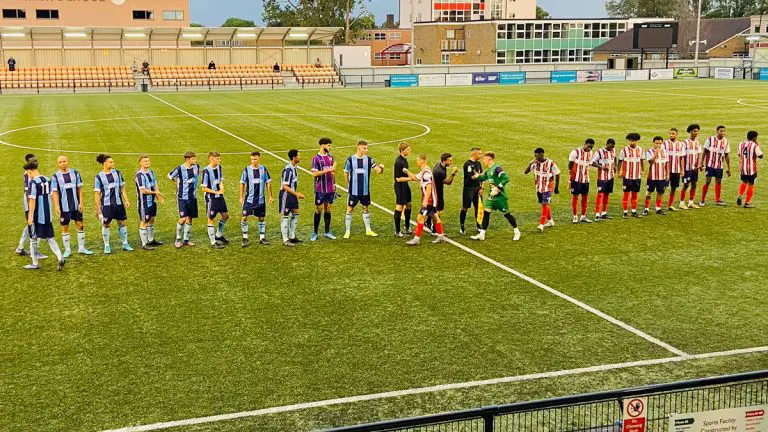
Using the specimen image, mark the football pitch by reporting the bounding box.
[1,80,767,432]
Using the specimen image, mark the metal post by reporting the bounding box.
[694,0,703,67]
[665,47,669,69]
[410,0,416,73]
[483,414,495,432]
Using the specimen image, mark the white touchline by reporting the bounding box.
[102,345,768,432]
[148,93,686,357]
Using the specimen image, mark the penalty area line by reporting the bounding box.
[102,345,768,432]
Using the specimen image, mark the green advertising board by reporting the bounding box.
[674,68,699,79]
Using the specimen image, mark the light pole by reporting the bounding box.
[694,0,703,67]
[410,0,416,73]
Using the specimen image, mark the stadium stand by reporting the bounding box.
[149,64,284,88]
[0,66,135,90]
[287,64,339,85]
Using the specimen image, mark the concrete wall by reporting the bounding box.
[414,22,496,65]
[333,46,371,68]
[0,0,190,28]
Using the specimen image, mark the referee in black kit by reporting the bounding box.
[393,142,413,237]
[460,147,483,234]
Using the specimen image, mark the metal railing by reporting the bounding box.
[0,78,135,94]
[327,370,768,432]
[146,76,283,91]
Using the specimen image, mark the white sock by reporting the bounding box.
[258,221,266,239]
[280,216,290,242]
[289,213,298,239]
[183,223,192,242]
[363,212,372,231]
[76,231,86,250]
[207,225,216,245]
[102,226,110,246]
[62,233,71,252]
[147,225,154,242]
[175,223,183,241]
[118,225,128,244]
[241,221,249,239]
[47,238,63,261]
[345,212,352,232]
[30,239,39,266]
[139,228,148,246]
[217,219,227,237]
[18,227,29,250]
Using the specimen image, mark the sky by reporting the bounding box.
[189,0,609,27]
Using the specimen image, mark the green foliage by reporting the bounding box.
[536,6,550,19]
[606,0,764,18]
[262,0,373,43]
[221,17,256,27]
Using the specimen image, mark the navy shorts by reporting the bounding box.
[537,191,553,204]
[348,194,371,208]
[315,192,336,206]
[669,173,681,189]
[59,210,83,226]
[178,198,199,219]
[138,203,157,223]
[280,193,299,215]
[29,222,55,240]
[570,181,590,196]
[741,174,757,184]
[622,179,642,193]
[706,167,724,179]
[205,197,228,219]
[420,205,438,218]
[597,179,614,194]
[101,205,127,225]
[683,170,699,184]
[243,204,266,218]
[647,180,668,194]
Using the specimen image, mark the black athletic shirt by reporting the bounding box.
[463,159,483,188]
[433,162,447,200]
[394,155,408,183]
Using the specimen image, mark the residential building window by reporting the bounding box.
[441,53,450,64]
[133,10,154,20]
[2,9,26,19]
[390,32,402,40]
[361,33,372,40]
[374,32,386,40]
[36,9,59,19]
[446,29,455,39]
[389,54,402,60]
[756,26,761,33]
[374,53,383,61]
[162,10,184,20]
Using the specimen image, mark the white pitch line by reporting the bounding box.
[148,93,687,359]
[102,345,768,432]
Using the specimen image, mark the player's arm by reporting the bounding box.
[267,180,274,203]
[373,161,384,174]
[402,168,418,182]
[51,180,61,217]
[496,169,510,189]
[200,172,217,195]
[524,160,534,175]
[423,182,432,207]
[27,195,36,227]
[472,169,488,181]
[554,173,561,194]
[725,151,732,176]
[444,166,458,185]
[94,178,103,218]
[120,181,130,209]
[239,182,246,205]
[311,159,334,177]
[344,170,350,188]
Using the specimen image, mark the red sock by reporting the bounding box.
[415,222,424,237]
[656,196,662,210]
[631,192,638,210]
[581,195,588,216]
[603,193,610,213]
[715,183,722,201]
[702,184,710,201]
[668,191,676,208]
[546,205,552,220]
[644,196,651,209]
[739,182,747,196]
[746,185,755,203]
[595,192,604,214]
[540,205,549,225]
[622,192,630,211]
[689,186,696,201]
[435,222,444,235]
[571,196,578,216]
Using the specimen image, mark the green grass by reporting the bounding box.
[1,80,767,432]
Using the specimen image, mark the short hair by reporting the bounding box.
[208,151,221,158]
[183,151,196,160]
[357,140,368,147]
[24,153,36,162]
[23,160,38,170]
[319,137,332,146]
[416,153,428,162]
[399,142,411,153]
[470,147,481,152]
[440,152,453,162]
[585,138,596,145]
[250,151,261,157]
[606,138,616,145]
[717,125,726,131]
[653,136,664,142]
[626,133,641,141]
[534,147,545,154]
[483,151,496,159]
[288,149,300,160]
[687,124,700,133]
[747,130,759,141]
[138,154,149,163]
[670,128,678,133]
[96,154,111,164]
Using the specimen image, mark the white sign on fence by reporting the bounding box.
[669,405,767,432]
[446,73,473,86]
[418,74,446,87]
[714,67,735,80]
[626,69,650,81]
[650,69,674,80]
[601,70,626,82]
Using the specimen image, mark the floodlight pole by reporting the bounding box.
[410,0,416,73]
[694,0,703,67]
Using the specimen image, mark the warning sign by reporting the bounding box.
[623,397,648,432]
[668,405,767,432]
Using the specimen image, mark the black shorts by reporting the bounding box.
[597,179,614,194]
[647,180,668,194]
[205,197,228,219]
[348,194,371,208]
[101,204,127,225]
[741,174,757,184]
[29,222,55,240]
[683,170,699,184]
[669,173,681,189]
[394,183,412,206]
[315,192,336,206]
[436,194,445,212]
[138,203,157,223]
[570,181,590,196]
[178,198,199,219]
[243,204,266,218]
[537,191,553,204]
[59,210,83,226]
[420,205,438,218]
[462,187,481,209]
[706,167,724,179]
[280,192,299,215]
[622,179,642,193]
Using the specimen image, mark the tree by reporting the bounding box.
[221,17,256,27]
[606,0,705,17]
[705,0,765,17]
[190,22,205,27]
[536,6,550,19]
[262,0,374,44]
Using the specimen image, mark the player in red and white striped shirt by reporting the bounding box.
[590,138,617,221]
[680,124,703,209]
[644,136,670,216]
[568,138,595,223]
[736,130,764,208]
[618,133,645,218]
[701,125,731,207]
[525,148,561,232]
[405,154,445,246]
[664,128,685,212]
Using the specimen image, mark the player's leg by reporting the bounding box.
[257,214,268,245]
[737,179,747,206]
[40,225,64,268]
[175,215,185,248]
[431,212,445,243]
[580,186,591,223]
[459,187,470,234]
[138,219,150,248]
[344,200,356,239]
[101,215,112,254]
[656,190,665,215]
[403,203,412,234]
[745,178,756,207]
[323,203,335,239]
[471,206,492,241]
[24,227,40,269]
[280,207,291,246]
[680,174,690,209]
[73,218,92,255]
[502,207,521,241]
[240,213,251,247]
[16,224,30,255]
[701,174,713,205]
[622,181,631,218]
[60,215,72,257]
[595,187,604,221]
[643,183,652,215]
[406,208,427,246]
[689,175,699,208]
[289,208,300,242]
[362,199,376,237]
[216,205,230,244]
[570,181,579,223]
[117,213,132,251]
[183,215,194,246]
[312,199,323,241]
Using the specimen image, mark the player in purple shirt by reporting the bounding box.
[310,137,338,241]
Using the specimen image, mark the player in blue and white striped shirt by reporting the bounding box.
[239,152,273,247]
[168,151,200,248]
[135,155,165,250]
[201,151,229,249]
[94,154,133,254]
[279,149,304,246]
[343,140,384,239]
[51,155,93,257]
[24,160,65,271]
[16,153,47,259]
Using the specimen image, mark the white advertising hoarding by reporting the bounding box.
[626,69,650,81]
[446,73,473,86]
[601,70,626,82]
[650,69,674,80]
[418,74,446,87]
[715,67,735,79]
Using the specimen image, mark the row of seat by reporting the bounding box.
[152,77,282,87]
[292,65,338,84]
[0,80,135,89]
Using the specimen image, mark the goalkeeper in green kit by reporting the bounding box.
[471,152,522,241]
